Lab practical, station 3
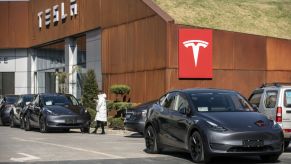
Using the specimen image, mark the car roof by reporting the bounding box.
[171,88,238,94]
[4,95,18,98]
[38,93,73,97]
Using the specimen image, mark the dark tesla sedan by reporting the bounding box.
[0,95,19,125]
[23,93,90,133]
[124,100,156,135]
[9,94,35,128]
[144,89,284,163]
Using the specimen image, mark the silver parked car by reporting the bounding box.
[249,83,291,150]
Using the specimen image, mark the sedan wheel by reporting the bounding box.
[39,116,48,133]
[189,131,209,163]
[145,126,161,154]
[9,113,15,128]
[24,114,31,131]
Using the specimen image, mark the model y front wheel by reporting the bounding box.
[145,125,161,154]
[39,116,48,133]
[9,113,15,128]
[24,114,31,131]
[189,131,210,163]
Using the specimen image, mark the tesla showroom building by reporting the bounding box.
[0,0,291,102]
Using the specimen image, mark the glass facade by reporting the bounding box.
[0,72,15,95]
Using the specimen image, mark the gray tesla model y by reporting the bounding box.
[144,88,284,163]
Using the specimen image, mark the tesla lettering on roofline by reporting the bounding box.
[179,28,213,78]
[37,0,77,29]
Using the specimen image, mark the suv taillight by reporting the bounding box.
[276,107,282,123]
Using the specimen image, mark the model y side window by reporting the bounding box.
[173,94,189,113]
[264,91,278,108]
[160,93,176,108]
[284,90,291,108]
[249,92,263,107]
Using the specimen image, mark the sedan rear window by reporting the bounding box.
[191,92,253,112]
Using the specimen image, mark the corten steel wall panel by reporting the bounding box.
[30,0,81,46]
[266,38,291,71]
[233,33,266,70]
[165,69,265,97]
[0,2,29,48]
[9,2,30,48]
[266,71,291,83]
[100,0,155,29]
[0,2,9,48]
[103,70,165,103]
[101,15,167,74]
[213,30,235,70]
[79,0,101,32]
[29,0,155,46]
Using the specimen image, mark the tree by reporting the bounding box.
[81,69,99,121]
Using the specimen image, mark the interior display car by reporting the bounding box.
[0,95,19,125]
[9,94,35,128]
[144,88,284,163]
[124,100,156,135]
[249,83,291,150]
[23,93,90,133]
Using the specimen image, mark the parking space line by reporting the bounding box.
[10,153,40,162]
[12,137,123,159]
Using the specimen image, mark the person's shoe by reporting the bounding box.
[91,129,97,134]
[101,131,105,134]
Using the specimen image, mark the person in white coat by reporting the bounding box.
[92,92,107,134]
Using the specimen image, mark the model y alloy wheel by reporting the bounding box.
[9,113,15,128]
[145,126,160,154]
[24,114,31,131]
[189,131,209,163]
[39,116,48,133]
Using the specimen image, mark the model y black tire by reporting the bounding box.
[260,154,280,163]
[144,125,161,154]
[24,113,31,131]
[9,113,15,128]
[189,131,210,163]
[81,127,90,133]
[284,141,290,150]
[20,117,24,129]
[39,116,48,133]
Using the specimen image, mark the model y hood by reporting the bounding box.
[45,105,83,115]
[198,112,271,131]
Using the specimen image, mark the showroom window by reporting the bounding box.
[0,72,15,95]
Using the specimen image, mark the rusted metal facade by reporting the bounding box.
[0,0,290,102]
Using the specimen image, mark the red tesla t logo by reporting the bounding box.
[179,28,213,78]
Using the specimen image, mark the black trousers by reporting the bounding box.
[95,121,105,133]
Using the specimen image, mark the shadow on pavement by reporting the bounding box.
[124,132,144,138]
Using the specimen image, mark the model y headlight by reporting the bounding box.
[206,120,227,132]
[46,109,57,116]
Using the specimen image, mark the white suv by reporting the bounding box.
[249,83,291,150]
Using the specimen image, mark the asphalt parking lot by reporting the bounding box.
[0,126,291,164]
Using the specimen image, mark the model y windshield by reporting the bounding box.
[191,92,253,112]
[43,95,72,106]
[6,96,18,104]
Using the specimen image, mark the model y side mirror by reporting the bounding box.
[179,106,192,116]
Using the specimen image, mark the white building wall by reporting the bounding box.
[0,49,30,95]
